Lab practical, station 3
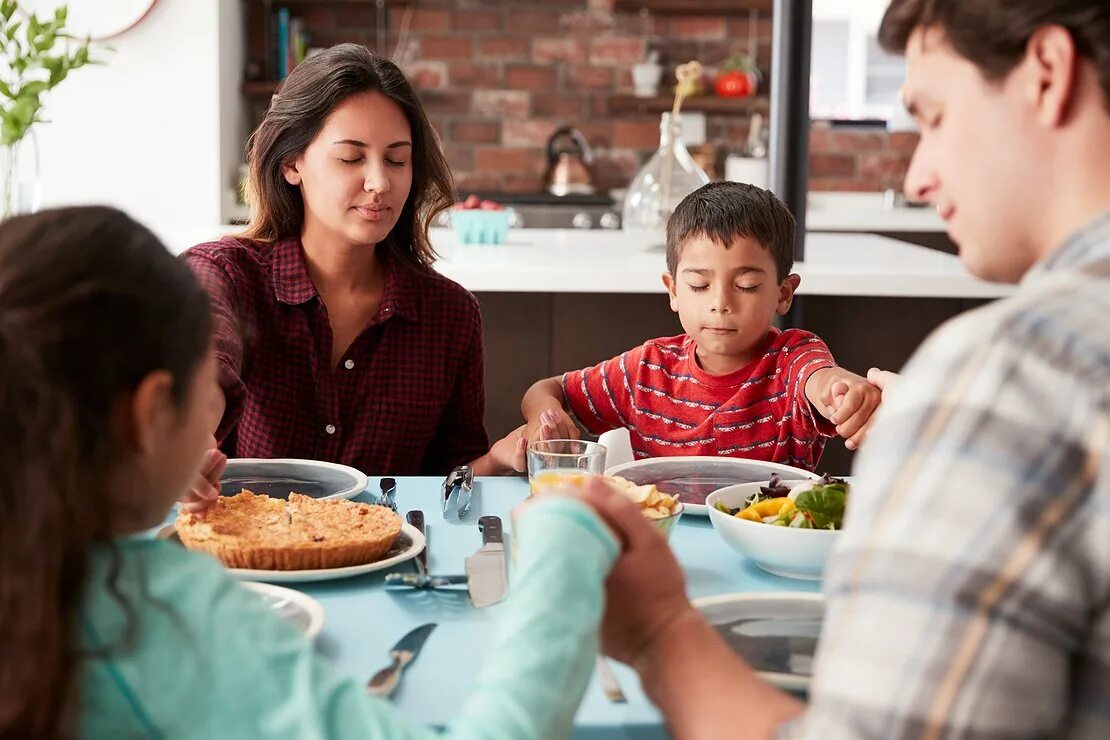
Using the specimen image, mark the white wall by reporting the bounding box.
[25,0,230,249]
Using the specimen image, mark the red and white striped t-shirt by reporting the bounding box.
[561,329,838,471]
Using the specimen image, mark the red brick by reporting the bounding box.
[514,10,563,34]
[576,122,615,150]
[809,153,857,177]
[808,178,878,192]
[501,173,545,193]
[451,119,501,144]
[503,119,559,147]
[479,36,531,60]
[453,9,502,33]
[590,37,646,66]
[506,65,558,91]
[859,152,913,180]
[454,171,502,192]
[671,17,726,40]
[565,65,615,91]
[615,11,666,36]
[420,36,473,60]
[810,129,886,153]
[727,16,775,42]
[593,149,643,191]
[404,60,448,90]
[533,38,588,64]
[449,62,502,87]
[410,9,451,32]
[534,95,585,117]
[472,90,531,118]
[614,120,663,149]
[331,7,370,28]
[442,144,475,171]
[420,91,472,115]
[888,131,921,153]
[475,147,545,174]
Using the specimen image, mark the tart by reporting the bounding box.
[175,490,402,570]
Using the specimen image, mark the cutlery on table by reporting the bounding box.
[366,623,437,698]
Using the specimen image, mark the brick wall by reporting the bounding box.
[260,0,916,195]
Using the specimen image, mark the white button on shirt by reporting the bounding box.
[344,359,355,370]
[325,424,336,435]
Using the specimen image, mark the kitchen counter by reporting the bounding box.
[433,228,1011,299]
[161,224,1010,300]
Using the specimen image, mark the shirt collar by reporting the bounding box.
[271,237,419,322]
[1024,209,1110,284]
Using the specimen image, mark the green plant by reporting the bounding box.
[0,0,100,147]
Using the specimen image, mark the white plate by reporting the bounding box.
[242,582,326,639]
[692,592,824,692]
[162,522,426,583]
[220,458,369,501]
[606,457,819,516]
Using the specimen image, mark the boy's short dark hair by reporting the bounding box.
[665,182,796,282]
[879,0,1110,107]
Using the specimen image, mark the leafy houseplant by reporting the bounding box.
[0,0,98,218]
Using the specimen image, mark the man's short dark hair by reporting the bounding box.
[879,0,1110,107]
[665,182,796,282]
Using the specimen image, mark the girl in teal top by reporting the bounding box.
[0,207,619,738]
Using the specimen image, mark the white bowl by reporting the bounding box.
[706,481,840,581]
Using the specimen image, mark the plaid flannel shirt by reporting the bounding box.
[783,211,1110,739]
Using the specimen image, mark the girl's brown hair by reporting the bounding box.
[0,207,212,736]
[241,43,455,270]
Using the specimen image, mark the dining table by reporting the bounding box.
[290,476,820,739]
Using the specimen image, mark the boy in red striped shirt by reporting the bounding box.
[521,182,881,471]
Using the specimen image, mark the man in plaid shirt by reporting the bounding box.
[589,0,1110,737]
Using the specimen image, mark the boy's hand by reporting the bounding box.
[524,408,579,446]
[825,373,882,450]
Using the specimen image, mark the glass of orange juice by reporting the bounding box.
[527,439,607,495]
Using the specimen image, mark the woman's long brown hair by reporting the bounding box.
[241,43,455,270]
[0,207,212,737]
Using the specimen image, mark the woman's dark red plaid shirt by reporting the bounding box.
[182,237,489,476]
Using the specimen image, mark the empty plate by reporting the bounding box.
[606,457,818,516]
[242,582,325,639]
[692,592,823,691]
[220,458,369,501]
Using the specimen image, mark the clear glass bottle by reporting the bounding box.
[621,113,710,248]
[1,129,41,220]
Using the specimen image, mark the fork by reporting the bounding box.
[378,477,398,512]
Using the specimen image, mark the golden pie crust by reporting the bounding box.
[175,490,403,570]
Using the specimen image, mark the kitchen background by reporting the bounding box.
[236,0,916,206]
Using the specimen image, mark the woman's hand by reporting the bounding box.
[180,436,227,515]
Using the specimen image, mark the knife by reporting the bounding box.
[406,510,427,575]
[384,572,467,590]
[464,516,508,608]
[366,623,437,698]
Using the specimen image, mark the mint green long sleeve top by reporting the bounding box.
[81,498,618,738]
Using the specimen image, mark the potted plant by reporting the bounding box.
[715,53,760,99]
[0,1,99,219]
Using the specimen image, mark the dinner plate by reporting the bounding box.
[220,458,369,501]
[605,457,819,516]
[160,522,426,583]
[242,582,326,639]
[692,592,823,692]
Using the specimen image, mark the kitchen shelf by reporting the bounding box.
[613,0,771,14]
[609,93,769,116]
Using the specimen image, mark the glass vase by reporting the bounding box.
[1,129,42,221]
[621,113,710,249]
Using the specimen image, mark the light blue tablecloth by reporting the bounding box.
[296,477,819,739]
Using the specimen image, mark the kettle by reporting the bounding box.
[543,127,596,197]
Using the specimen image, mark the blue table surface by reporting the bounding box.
[289,477,818,739]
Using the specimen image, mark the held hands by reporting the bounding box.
[489,407,580,474]
[813,368,882,450]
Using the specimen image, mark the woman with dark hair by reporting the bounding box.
[182,44,528,510]
[0,206,647,737]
